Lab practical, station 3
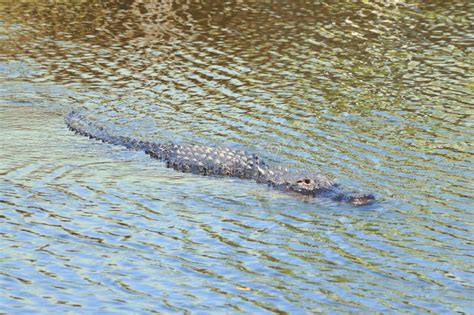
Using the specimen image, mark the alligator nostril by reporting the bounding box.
[304,179,311,184]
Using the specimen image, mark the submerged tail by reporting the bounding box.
[65,111,147,151]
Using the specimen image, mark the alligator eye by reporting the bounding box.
[297,178,312,185]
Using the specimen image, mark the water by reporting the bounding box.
[1,1,473,313]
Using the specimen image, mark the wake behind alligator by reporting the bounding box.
[66,111,375,206]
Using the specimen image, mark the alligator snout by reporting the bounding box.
[331,192,375,206]
[348,193,376,206]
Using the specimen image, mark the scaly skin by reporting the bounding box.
[66,111,375,206]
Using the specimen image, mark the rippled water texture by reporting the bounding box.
[1,1,473,313]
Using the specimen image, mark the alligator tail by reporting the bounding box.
[65,111,149,151]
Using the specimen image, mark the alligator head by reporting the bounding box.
[283,173,336,197]
[286,175,375,206]
[288,175,333,195]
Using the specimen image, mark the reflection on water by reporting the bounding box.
[1,1,473,313]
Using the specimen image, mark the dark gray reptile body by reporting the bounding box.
[66,111,375,205]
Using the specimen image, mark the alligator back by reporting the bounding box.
[65,111,269,179]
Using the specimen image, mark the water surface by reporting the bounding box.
[1,1,473,313]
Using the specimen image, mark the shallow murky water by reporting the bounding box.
[1,1,473,313]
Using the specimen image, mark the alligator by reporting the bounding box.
[66,111,375,206]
